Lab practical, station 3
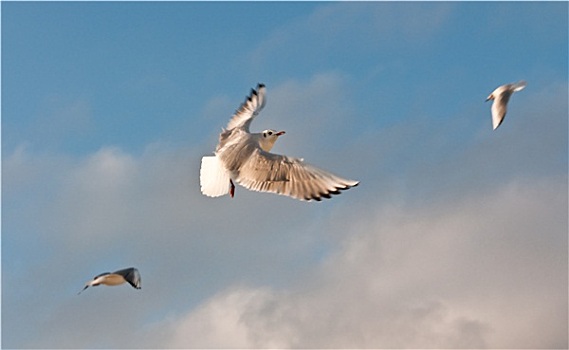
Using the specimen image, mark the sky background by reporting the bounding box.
[2,2,567,349]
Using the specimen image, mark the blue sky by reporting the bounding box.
[2,2,567,349]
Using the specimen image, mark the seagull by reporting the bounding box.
[486,80,527,130]
[200,83,359,201]
[78,267,141,294]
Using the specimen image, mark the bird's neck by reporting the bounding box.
[256,134,277,152]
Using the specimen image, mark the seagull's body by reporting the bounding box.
[79,267,141,294]
[200,83,359,201]
[486,80,527,130]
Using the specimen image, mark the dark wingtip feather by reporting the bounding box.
[302,181,359,202]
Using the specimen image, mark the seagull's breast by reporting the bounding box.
[100,274,127,286]
[259,138,277,152]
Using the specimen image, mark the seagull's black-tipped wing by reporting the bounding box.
[226,83,266,132]
[92,272,111,279]
[113,267,141,289]
[235,149,359,201]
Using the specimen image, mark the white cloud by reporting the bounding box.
[52,147,137,246]
[151,176,567,349]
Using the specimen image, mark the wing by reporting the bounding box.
[114,267,141,289]
[511,80,527,92]
[491,98,506,130]
[226,84,266,132]
[491,92,511,130]
[235,149,359,201]
[93,272,111,279]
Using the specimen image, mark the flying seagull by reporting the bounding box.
[78,267,141,294]
[486,80,527,130]
[200,83,359,201]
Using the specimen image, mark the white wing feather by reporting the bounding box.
[235,149,359,201]
[226,84,266,131]
[511,80,527,92]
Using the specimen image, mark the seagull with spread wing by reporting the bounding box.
[78,267,141,294]
[486,80,527,130]
[200,83,359,201]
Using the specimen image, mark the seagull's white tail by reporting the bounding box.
[200,156,231,197]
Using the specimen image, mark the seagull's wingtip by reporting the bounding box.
[343,180,359,188]
[513,80,527,92]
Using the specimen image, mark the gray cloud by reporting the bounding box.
[147,176,567,349]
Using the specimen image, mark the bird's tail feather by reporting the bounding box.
[200,156,231,197]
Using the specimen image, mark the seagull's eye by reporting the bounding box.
[268,131,273,136]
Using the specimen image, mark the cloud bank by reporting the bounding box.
[144,176,567,349]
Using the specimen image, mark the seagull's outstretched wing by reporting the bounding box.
[491,93,510,130]
[235,149,359,201]
[114,267,141,289]
[511,80,527,92]
[226,84,266,132]
[93,272,111,279]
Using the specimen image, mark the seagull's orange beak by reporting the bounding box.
[276,131,286,136]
